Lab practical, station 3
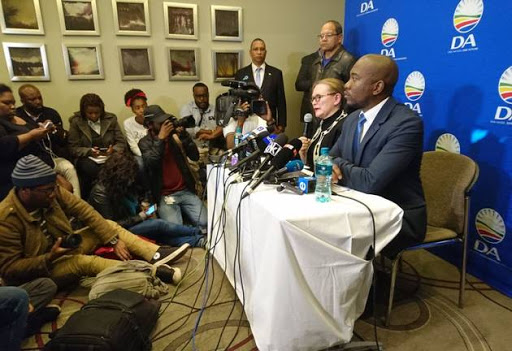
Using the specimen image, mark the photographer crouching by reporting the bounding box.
[138,105,207,230]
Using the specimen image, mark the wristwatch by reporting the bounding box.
[109,235,119,246]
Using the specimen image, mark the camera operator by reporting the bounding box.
[138,105,207,229]
[223,99,276,150]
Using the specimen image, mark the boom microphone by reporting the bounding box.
[302,113,313,139]
[221,80,247,88]
[242,138,303,199]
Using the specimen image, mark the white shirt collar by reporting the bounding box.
[251,62,266,75]
[360,97,389,140]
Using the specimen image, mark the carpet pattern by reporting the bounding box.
[21,249,511,350]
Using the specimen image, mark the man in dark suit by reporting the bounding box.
[234,38,287,132]
[330,54,426,257]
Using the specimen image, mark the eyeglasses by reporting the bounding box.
[311,93,336,103]
[31,185,57,196]
[317,33,339,40]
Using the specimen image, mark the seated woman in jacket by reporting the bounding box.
[89,152,205,248]
[298,78,348,169]
[68,93,126,198]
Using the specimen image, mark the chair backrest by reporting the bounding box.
[420,151,479,234]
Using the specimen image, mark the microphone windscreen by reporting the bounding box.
[271,139,303,169]
[288,138,303,151]
[304,113,313,123]
[273,133,288,146]
[286,159,304,172]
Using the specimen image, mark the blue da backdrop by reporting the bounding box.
[344,0,511,296]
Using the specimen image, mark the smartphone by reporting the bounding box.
[145,204,157,216]
[99,147,108,151]
[43,121,54,129]
[251,100,267,116]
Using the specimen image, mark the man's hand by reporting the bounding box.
[158,120,174,140]
[48,237,72,262]
[113,240,132,261]
[332,164,343,183]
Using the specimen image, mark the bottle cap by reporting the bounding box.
[320,147,329,155]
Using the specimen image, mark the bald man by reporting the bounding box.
[16,84,80,197]
[330,54,426,257]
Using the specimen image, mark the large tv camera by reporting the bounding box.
[214,80,262,127]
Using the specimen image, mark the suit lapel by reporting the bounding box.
[76,118,92,143]
[355,98,397,164]
[100,117,112,138]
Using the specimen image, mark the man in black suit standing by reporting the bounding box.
[330,54,426,257]
[234,38,287,133]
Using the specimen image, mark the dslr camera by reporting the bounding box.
[167,115,196,129]
[214,80,264,127]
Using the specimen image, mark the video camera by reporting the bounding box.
[214,80,262,127]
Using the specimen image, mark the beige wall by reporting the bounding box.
[0,0,345,138]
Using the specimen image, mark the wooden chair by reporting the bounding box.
[385,151,479,326]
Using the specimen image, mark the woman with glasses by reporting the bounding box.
[298,78,347,168]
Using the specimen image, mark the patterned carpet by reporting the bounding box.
[22,249,512,351]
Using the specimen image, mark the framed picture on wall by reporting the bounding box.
[0,0,44,35]
[167,47,199,81]
[56,0,100,36]
[163,2,198,40]
[112,0,150,36]
[62,44,104,80]
[210,5,242,42]
[212,50,242,82]
[118,46,154,80]
[2,42,50,81]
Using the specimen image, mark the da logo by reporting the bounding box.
[474,208,506,262]
[358,1,378,16]
[493,66,512,123]
[450,0,484,52]
[404,71,425,115]
[380,18,399,58]
[435,133,461,154]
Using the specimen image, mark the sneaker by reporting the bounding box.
[150,243,190,267]
[155,264,182,285]
[25,305,61,337]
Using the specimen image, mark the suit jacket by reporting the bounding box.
[235,64,287,127]
[330,97,426,249]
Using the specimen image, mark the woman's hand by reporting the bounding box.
[298,136,310,163]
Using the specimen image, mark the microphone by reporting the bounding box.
[277,182,304,195]
[275,159,304,177]
[229,134,281,174]
[242,138,303,199]
[251,133,288,179]
[221,80,247,88]
[221,126,271,156]
[302,113,313,139]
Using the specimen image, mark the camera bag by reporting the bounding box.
[44,289,160,351]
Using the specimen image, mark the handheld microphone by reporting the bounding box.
[242,138,303,199]
[277,182,304,195]
[302,113,313,139]
[251,133,288,179]
[275,159,304,177]
[221,126,271,156]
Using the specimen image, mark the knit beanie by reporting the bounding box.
[12,154,57,188]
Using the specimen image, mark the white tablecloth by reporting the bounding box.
[207,166,403,351]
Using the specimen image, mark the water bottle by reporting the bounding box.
[315,147,332,203]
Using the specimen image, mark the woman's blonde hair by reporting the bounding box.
[313,78,345,98]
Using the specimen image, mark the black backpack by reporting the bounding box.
[45,289,160,351]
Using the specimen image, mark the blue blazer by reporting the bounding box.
[331,97,426,248]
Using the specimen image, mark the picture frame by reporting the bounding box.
[118,46,154,80]
[62,44,104,80]
[163,2,198,40]
[210,5,242,42]
[212,50,242,82]
[167,47,199,81]
[112,0,150,36]
[2,42,49,81]
[56,0,100,36]
[0,0,44,35]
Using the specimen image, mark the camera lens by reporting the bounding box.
[61,234,82,249]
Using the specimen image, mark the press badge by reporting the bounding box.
[164,195,175,205]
